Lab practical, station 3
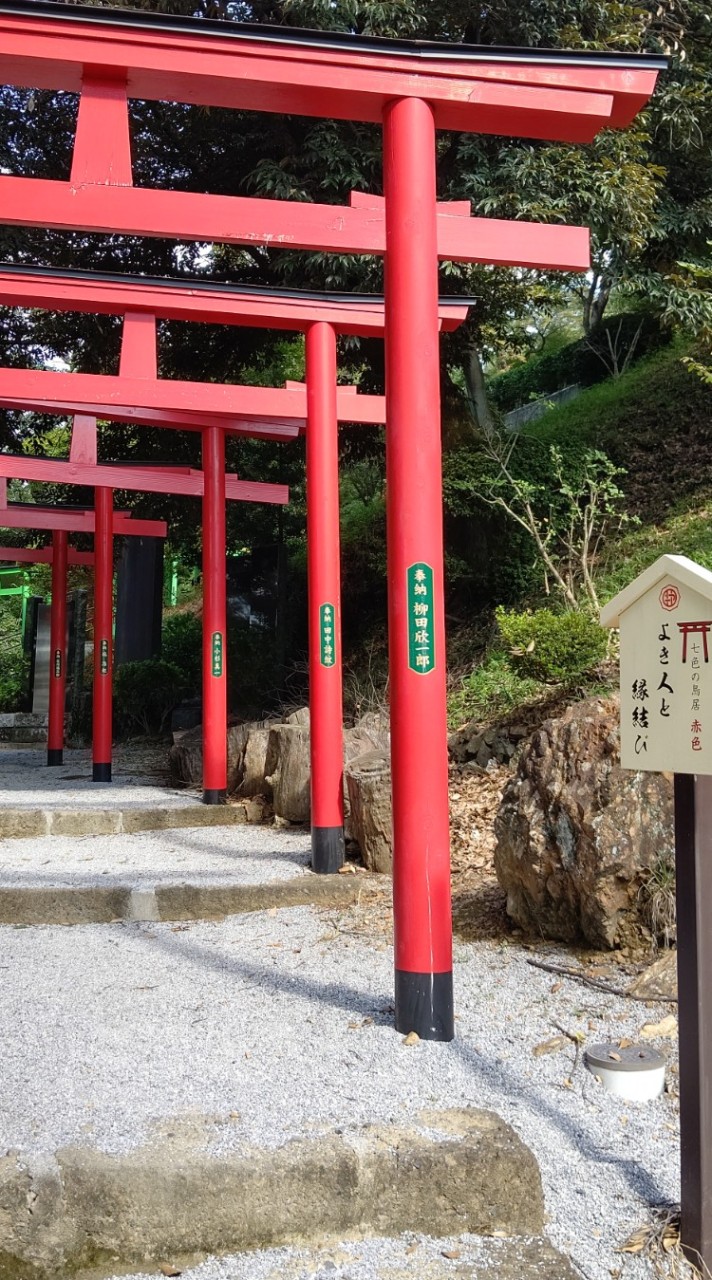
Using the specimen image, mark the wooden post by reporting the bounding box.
[675,772,712,1273]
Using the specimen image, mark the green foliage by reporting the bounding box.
[162,611,203,695]
[489,312,669,412]
[227,620,283,719]
[113,659,186,737]
[599,501,712,602]
[447,652,540,729]
[495,606,609,683]
[0,604,28,711]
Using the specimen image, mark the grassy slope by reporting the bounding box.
[446,343,712,729]
[521,341,712,597]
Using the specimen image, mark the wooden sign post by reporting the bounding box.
[601,554,712,1272]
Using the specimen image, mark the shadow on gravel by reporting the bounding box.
[163,827,310,868]
[135,925,671,1212]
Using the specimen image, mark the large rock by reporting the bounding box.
[265,724,311,822]
[346,749,393,874]
[169,721,267,794]
[493,696,674,950]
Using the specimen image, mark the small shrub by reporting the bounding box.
[162,611,202,694]
[114,658,186,737]
[496,606,608,683]
[447,652,540,728]
[0,606,29,711]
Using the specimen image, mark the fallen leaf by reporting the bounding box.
[532,1035,568,1057]
[662,1224,680,1252]
[441,1249,461,1259]
[608,1051,622,1062]
[640,1014,677,1040]
[618,1037,634,1050]
[403,1031,420,1046]
[550,981,563,994]
[338,864,356,875]
[405,1244,418,1256]
[620,1227,647,1254]
[159,1266,182,1277]
[563,1077,574,1089]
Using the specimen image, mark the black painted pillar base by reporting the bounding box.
[46,749,63,767]
[92,762,111,782]
[311,826,345,875]
[395,969,454,1042]
[203,788,227,806]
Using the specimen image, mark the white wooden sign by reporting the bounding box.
[601,555,712,775]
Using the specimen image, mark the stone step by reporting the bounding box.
[0,803,251,840]
[0,872,382,926]
[0,1110,548,1279]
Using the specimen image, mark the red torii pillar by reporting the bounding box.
[384,98,453,1041]
[305,323,344,872]
[202,424,227,805]
[47,528,68,766]
[92,485,114,782]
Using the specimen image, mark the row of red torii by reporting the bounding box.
[0,0,663,1040]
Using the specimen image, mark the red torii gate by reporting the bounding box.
[0,487,166,771]
[0,0,665,1041]
[0,287,388,815]
[0,266,471,865]
[0,541,94,765]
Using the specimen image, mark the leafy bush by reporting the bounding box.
[162,611,202,695]
[0,605,29,711]
[489,312,669,413]
[114,658,186,737]
[447,652,540,728]
[495,606,608,683]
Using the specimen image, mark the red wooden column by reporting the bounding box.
[306,321,345,873]
[201,425,227,804]
[383,96,454,1041]
[93,486,114,782]
[47,528,68,766]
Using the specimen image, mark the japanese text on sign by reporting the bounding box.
[619,579,712,773]
[99,638,109,676]
[211,631,223,678]
[407,563,436,675]
[319,603,337,669]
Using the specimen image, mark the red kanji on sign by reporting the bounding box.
[660,584,681,611]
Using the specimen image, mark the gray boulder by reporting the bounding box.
[493,696,674,950]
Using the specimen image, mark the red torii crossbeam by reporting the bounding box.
[0,265,474,337]
[0,544,94,566]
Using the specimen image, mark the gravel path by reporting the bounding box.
[0,825,311,887]
[0,744,189,809]
[0,901,680,1280]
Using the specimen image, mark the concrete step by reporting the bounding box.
[0,1111,548,1279]
[0,871,383,926]
[0,802,251,840]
